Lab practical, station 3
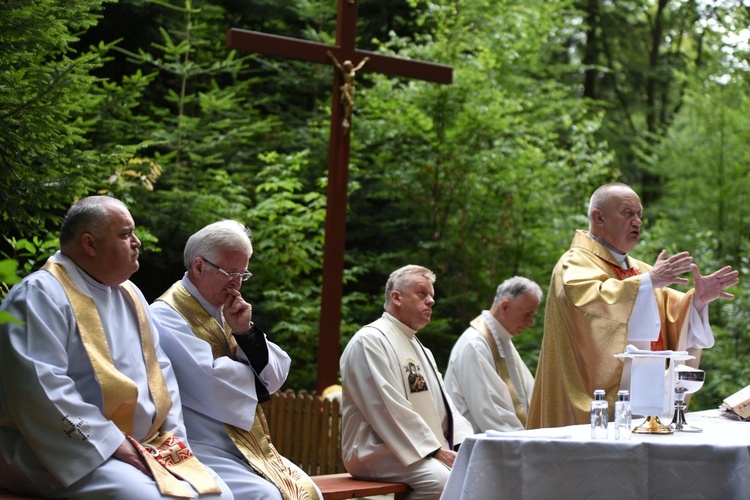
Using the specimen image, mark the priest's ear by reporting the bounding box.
[80,232,98,257]
[591,208,606,228]
[191,256,205,276]
[498,297,511,318]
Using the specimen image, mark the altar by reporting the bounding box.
[442,410,750,499]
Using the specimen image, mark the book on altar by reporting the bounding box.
[721,384,750,420]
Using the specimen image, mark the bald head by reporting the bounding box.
[60,196,128,250]
[588,183,635,225]
[587,183,643,253]
[59,196,141,285]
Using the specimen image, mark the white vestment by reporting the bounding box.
[444,313,535,433]
[151,275,317,499]
[340,313,473,500]
[0,252,230,499]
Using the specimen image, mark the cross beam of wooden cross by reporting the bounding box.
[227,0,452,393]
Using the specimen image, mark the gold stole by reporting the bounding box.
[156,283,320,500]
[471,317,528,427]
[43,260,221,498]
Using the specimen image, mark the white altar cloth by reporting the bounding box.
[442,410,750,499]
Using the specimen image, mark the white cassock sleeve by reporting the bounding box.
[628,273,714,349]
[131,287,189,443]
[446,332,528,433]
[150,301,290,431]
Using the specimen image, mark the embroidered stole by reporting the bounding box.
[372,318,452,449]
[471,316,528,427]
[43,260,220,498]
[156,283,320,500]
[601,260,665,351]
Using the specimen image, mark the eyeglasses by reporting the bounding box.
[201,257,253,281]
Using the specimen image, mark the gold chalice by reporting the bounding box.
[670,364,705,432]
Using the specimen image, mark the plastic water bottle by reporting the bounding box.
[590,389,608,439]
[615,389,632,440]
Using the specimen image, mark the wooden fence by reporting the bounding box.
[261,389,345,476]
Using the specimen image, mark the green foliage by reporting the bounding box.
[3,0,749,397]
[0,236,56,302]
[645,73,750,409]
[1,236,59,275]
[245,151,327,389]
[0,0,116,238]
[85,0,283,299]
[0,259,22,305]
[346,0,613,366]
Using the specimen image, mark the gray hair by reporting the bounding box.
[492,276,543,308]
[183,220,253,270]
[384,265,436,309]
[587,182,633,222]
[59,196,126,248]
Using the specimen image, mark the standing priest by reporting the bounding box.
[527,183,739,429]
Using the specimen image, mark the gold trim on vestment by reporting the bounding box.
[157,282,320,500]
[527,231,698,429]
[43,260,220,497]
[43,261,142,434]
[120,281,172,437]
[472,316,528,426]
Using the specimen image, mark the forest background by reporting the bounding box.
[2,0,749,411]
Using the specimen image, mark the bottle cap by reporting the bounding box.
[617,390,630,401]
[594,389,605,400]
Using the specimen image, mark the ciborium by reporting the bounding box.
[670,364,705,432]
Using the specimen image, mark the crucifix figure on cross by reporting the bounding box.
[226,0,453,392]
[327,51,369,131]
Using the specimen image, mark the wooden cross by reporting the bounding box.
[227,0,452,393]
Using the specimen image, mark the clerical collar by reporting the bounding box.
[382,311,417,339]
[481,310,510,358]
[586,232,629,269]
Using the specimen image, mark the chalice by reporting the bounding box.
[670,364,705,432]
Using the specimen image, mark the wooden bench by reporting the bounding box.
[312,473,410,500]
[262,388,411,499]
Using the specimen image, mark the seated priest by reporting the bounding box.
[0,196,230,499]
[151,220,320,499]
[340,265,474,500]
[445,276,542,432]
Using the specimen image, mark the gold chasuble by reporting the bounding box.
[471,317,528,427]
[527,231,696,429]
[157,283,320,500]
[42,260,221,498]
